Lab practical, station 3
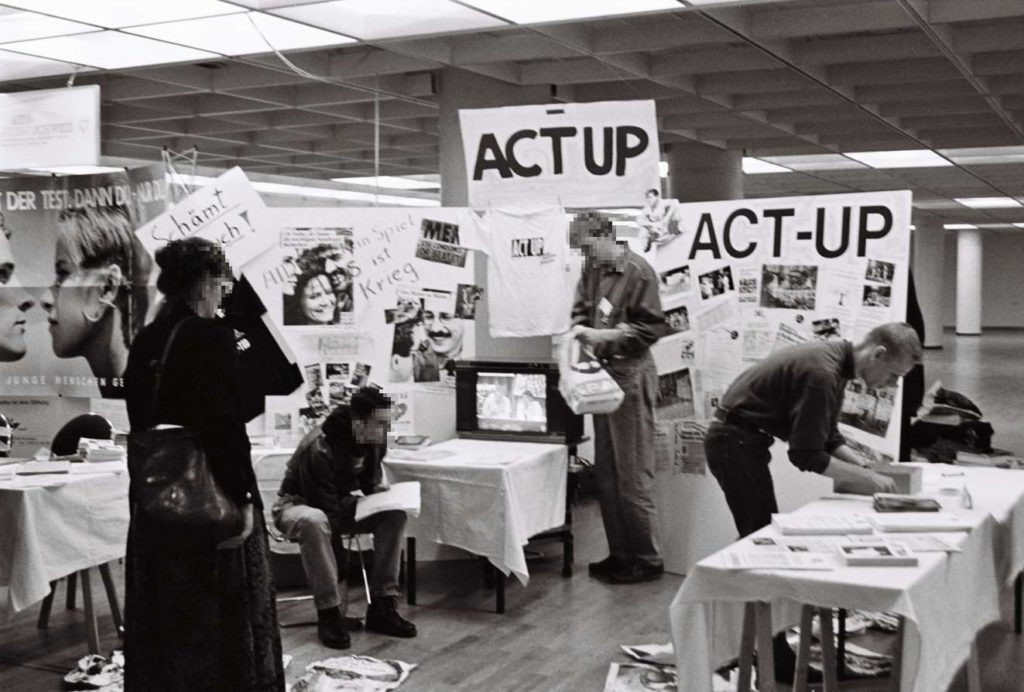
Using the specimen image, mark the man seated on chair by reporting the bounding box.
[272,386,417,649]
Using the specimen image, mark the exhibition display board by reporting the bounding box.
[646,190,912,574]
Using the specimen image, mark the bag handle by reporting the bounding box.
[148,316,194,423]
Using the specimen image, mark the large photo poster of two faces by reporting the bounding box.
[0,165,167,401]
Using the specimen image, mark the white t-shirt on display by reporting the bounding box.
[474,205,575,338]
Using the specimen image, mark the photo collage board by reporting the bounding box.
[644,190,912,467]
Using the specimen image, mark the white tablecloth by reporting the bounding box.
[0,471,130,617]
[669,495,999,692]
[383,438,567,586]
[915,463,1024,585]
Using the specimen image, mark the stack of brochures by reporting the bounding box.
[837,537,919,567]
[771,513,873,535]
[872,493,941,512]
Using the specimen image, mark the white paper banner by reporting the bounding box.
[0,86,99,169]
[459,99,660,208]
[649,190,912,463]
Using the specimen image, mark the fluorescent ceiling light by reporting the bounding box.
[29,165,127,175]
[759,154,867,171]
[126,12,353,56]
[1013,223,1024,229]
[911,199,963,210]
[0,7,96,43]
[844,149,952,169]
[954,197,1022,209]
[743,157,792,174]
[254,181,439,206]
[458,0,681,24]
[0,0,242,29]
[331,175,440,190]
[228,1,327,8]
[3,31,219,69]
[944,224,977,230]
[941,146,1024,166]
[0,49,83,81]
[273,0,509,41]
[658,161,669,178]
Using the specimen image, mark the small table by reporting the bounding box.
[0,468,129,652]
[670,493,999,692]
[383,438,568,612]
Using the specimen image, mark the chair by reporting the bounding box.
[252,452,371,622]
[37,413,122,654]
[51,413,115,457]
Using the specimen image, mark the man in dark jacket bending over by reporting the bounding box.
[273,387,416,649]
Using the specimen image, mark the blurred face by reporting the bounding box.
[645,191,659,207]
[353,407,392,445]
[571,219,621,265]
[860,346,916,389]
[300,275,337,324]
[41,238,106,358]
[423,304,464,359]
[0,234,34,362]
[197,272,234,319]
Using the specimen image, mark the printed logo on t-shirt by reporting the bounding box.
[510,237,545,258]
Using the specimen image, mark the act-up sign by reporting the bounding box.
[459,99,660,208]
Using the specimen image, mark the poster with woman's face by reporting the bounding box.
[0,165,167,399]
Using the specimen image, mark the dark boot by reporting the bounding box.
[365,596,417,638]
[588,555,627,578]
[316,607,351,649]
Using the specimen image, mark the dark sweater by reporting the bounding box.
[718,340,855,473]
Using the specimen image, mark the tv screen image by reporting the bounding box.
[476,373,548,433]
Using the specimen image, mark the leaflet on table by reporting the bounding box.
[771,513,874,535]
[721,551,835,570]
[748,535,840,553]
[354,481,421,522]
[868,512,974,532]
[837,537,918,567]
[842,533,960,553]
[620,643,675,666]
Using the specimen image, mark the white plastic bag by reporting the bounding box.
[557,334,624,415]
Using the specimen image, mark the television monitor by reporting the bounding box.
[455,358,583,444]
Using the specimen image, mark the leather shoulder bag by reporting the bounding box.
[128,317,245,550]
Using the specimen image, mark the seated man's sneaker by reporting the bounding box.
[365,596,417,638]
[588,555,627,578]
[317,607,351,650]
[607,561,664,584]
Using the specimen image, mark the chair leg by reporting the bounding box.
[353,535,371,606]
[66,571,78,610]
[37,581,57,630]
[1015,571,1022,635]
[79,570,101,655]
[406,537,416,606]
[98,563,123,637]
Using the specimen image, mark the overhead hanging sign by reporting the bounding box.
[459,99,660,208]
[0,85,100,170]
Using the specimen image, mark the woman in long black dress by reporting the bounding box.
[123,237,284,691]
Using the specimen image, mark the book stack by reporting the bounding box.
[872,493,941,512]
[869,513,973,533]
[77,438,126,462]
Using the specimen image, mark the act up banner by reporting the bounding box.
[459,99,660,208]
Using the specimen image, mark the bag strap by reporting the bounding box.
[148,316,194,422]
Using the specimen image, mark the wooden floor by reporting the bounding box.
[1,328,1022,691]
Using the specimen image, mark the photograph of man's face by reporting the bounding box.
[0,230,35,362]
[422,297,464,361]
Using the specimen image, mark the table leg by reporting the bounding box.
[1015,572,1022,635]
[79,570,101,655]
[406,537,416,606]
[753,602,777,692]
[37,581,57,630]
[495,568,505,615]
[818,607,840,692]
[66,571,78,610]
[889,616,905,692]
[737,603,757,692]
[793,605,815,692]
[98,563,123,637]
[837,607,848,678]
